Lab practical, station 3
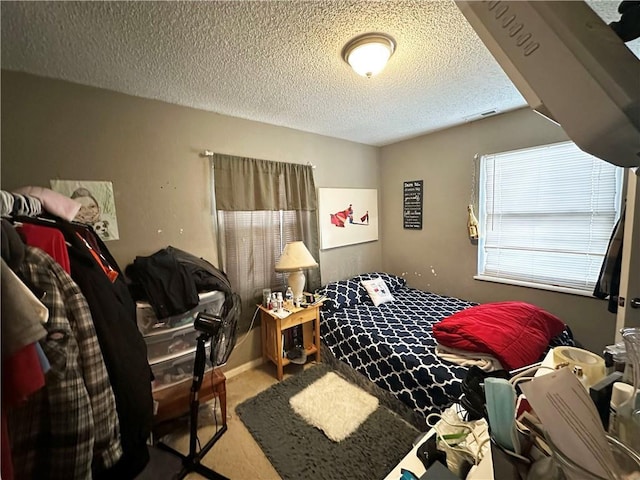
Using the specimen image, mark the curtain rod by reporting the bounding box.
[199,150,316,169]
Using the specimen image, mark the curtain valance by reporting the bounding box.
[212,154,317,212]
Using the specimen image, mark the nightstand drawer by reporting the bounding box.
[281,308,316,330]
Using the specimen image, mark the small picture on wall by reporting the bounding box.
[318,188,378,250]
[50,179,120,241]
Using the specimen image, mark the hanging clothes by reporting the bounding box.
[60,222,153,479]
[1,259,49,480]
[17,222,71,274]
[1,259,48,405]
[4,216,153,478]
[0,190,14,216]
[12,186,81,222]
[9,246,122,480]
[1,257,48,354]
[74,231,119,281]
[1,218,25,270]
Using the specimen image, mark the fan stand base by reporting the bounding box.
[154,333,229,480]
[156,425,228,480]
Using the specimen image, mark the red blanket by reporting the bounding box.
[432,301,566,370]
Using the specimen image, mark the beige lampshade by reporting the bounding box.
[274,241,318,272]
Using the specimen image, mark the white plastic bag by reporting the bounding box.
[430,406,490,477]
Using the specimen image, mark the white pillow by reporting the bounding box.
[361,278,394,307]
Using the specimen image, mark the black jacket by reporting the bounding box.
[126,248,199,319]
[166,246,232,295]
[62,223,154,479]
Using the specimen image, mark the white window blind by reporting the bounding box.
[477,141,623,294]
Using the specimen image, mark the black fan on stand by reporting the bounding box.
[150,293,241,480]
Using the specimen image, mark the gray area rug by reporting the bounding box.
[236,364,420,480]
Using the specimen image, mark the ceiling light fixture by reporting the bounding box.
[342,33,396,78]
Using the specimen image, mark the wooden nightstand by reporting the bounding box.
[259,303,321,380]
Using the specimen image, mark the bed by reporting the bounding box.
[318,272,574,420]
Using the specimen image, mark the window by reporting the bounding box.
[218,210,313,298]
[477,141,623,294]
[211,154,320,332]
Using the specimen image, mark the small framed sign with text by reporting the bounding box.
[403,180,423,230]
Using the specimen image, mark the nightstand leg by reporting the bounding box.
[314,317,321,363]
[275,317,284,380]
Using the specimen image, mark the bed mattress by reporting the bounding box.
[320,287,476,418]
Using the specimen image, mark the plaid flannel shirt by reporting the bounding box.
[9,247,121,479]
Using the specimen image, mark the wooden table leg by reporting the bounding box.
[275,317,284,380]
[314,315,321,363]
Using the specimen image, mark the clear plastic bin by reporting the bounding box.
[150,346,212,391]
[136,290,225,335]
[145,324,201,362]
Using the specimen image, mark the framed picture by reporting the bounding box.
[50,179,120,241]
[318,188,378,250]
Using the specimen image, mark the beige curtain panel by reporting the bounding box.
[212,154,317,212]
[212,154,321,330]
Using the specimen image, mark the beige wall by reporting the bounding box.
[2,70,619,364]
[1,70,382,370]
[380,108,617,354]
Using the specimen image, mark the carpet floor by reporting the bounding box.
[139,363,284,480]
[237,364,420,480]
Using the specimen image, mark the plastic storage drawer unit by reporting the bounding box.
[145,324,202,362]
[150,347,213,391]
[136,290,225,335]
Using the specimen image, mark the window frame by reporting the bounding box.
[474,141,624,296]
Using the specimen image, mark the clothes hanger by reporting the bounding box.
[10,214,74,246]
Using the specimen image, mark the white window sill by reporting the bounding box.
[473,275,595,298]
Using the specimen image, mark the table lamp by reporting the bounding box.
[275,241,318,302]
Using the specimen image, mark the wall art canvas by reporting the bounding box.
[318,188,378,250]
[50,179,120,241]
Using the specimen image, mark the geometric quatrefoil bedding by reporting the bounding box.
[321,286,477,419]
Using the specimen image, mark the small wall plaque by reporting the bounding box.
[403,180,423,230]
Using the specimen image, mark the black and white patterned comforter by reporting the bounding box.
[321,286,476,419]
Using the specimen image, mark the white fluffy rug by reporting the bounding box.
[289,372,379,442]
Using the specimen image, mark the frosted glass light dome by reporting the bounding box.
[342,33,396,78]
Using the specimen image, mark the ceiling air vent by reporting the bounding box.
[463,108,499,123]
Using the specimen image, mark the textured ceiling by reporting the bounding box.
[1,1,636,146]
